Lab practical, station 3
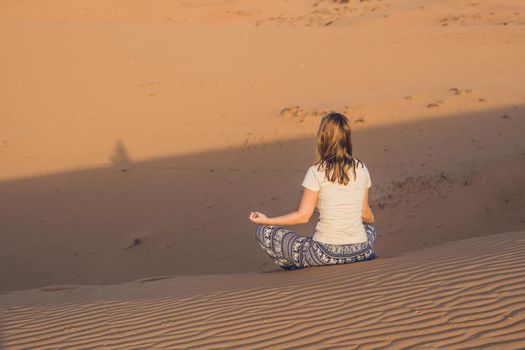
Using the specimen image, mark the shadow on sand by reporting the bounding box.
[0,105,524,292]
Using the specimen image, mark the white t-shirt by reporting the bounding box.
[301,162,372,245]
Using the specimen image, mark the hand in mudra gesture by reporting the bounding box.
[249,211,269,224]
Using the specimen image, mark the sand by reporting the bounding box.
[1,231,524,349]
[0,0,524,348]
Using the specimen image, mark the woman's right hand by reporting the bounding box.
[249,211,269,224]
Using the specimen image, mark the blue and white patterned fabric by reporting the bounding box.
[254,224,376,269]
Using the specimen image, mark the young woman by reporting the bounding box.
[249,112,376,270]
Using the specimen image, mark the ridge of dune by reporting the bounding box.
[1,230,524,349]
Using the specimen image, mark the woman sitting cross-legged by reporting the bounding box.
[249,112,377,270]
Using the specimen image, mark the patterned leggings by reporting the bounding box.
[254,224,376,270]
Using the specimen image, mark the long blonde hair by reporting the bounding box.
[315,112,363,185]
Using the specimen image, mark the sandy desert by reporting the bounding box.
[1,0,524,348]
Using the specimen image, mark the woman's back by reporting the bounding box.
[250,111,376,270]
[302,162,371,245]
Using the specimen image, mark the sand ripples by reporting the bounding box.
[1,231,524,349]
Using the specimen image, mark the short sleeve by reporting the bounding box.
[302,166,321,192]
[365,167,372,188]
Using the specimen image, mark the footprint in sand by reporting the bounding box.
[280,105,360,122]
[280,106,301,118]
[123,238,143,250]
[449,88,472,95]
[280,106,321,121]
[427,102,443,109]
[353,116,366,123]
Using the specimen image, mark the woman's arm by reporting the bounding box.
[362,187,375,224]
[249,188,319,225]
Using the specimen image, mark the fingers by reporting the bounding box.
[249,211,258,223]
[249,211,265,224]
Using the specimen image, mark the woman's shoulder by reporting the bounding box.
[353,158,368,168]
[306,163,324,176]
[353,158,371,175]
[307,160,369,175]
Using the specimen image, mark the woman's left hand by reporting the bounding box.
[249,211,269,224]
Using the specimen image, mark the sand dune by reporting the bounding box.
[0,0,524,347]
[1,230,524,349]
